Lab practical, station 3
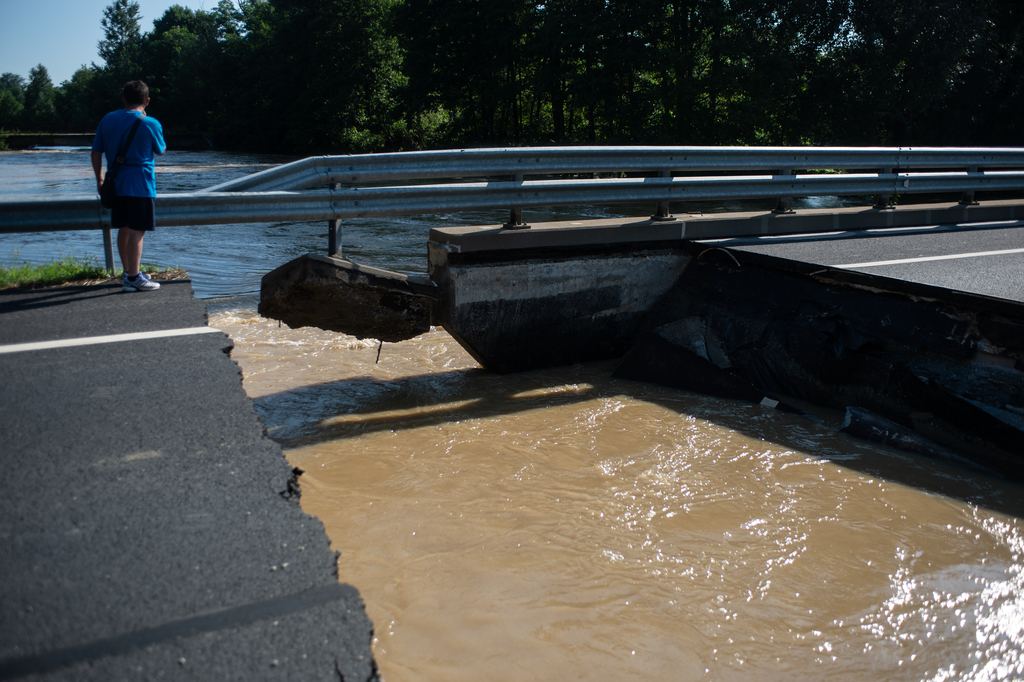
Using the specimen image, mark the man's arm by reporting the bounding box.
[151,118,166,156]
[91,151,103,194]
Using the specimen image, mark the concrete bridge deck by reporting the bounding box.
[712,220,1024,303]
[0,280,376,681]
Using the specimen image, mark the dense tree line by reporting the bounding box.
[2,0,1022,151]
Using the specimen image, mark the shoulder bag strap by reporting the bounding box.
[107,116,144,181]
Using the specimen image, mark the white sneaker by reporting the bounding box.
[122,272,160,292]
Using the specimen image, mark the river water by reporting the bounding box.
[4,149,1024,681]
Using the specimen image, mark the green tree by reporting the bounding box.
[271,0,407,152]
[399,0,535,144]
[99,0,144,83]
[0,90,23,130]
[209,0,283,148]
[211,0,244,39]
[143,6,220,131]
[0,72,26,130]
[151,3,215,37]
[805,0,999,145]
[722,0,852,144]
[586,0,669,143]
[55,66,106,132]
[960,0,1024,145]
[41,0,1024,152]
[0,73,26,104]
[23,64,57,131]
[529,0,611,144]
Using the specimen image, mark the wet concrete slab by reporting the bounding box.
[0,281,377,681]
[260,254,438,343]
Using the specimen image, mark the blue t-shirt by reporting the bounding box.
[92,109,166,198]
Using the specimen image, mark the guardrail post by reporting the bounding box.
[102,226,115,274]
[960,167,979,205]
[874,168,893,209]
[773,169,794,214]
[328,182,342,256]
[504,174,530,229]
[651,170,674,221]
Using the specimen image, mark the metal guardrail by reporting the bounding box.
[2,146,1024,271]
[201,146,1024,192]
[7,171,1024,230]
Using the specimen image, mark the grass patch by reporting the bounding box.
[0,251,181,290]
[0,252,109,289]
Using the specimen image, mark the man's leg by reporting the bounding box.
[117,227,131,275]
[118,197,159,292]
[118,227,144,277]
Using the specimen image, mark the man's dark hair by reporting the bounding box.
[122,80,149,106]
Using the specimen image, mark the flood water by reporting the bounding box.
[5,149,1024,681]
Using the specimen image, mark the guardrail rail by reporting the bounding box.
[2,146,1023,272]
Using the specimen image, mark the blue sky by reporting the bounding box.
[0,0,212,85]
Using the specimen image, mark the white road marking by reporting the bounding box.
[834,247,1024,269]
[0,326,222,355]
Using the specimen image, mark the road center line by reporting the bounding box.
[834,247,1024,269]
[0,326,222,355]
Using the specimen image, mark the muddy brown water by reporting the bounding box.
[210,305,1024,682]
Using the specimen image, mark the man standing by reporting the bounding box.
[91,80,166,292]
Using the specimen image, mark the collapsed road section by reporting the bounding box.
[614,243,1024,476]
[259,203,1024,478]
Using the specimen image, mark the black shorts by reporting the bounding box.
[111,196,156,232]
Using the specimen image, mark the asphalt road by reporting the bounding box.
[708,219,1024,303]
[0,280,377,681]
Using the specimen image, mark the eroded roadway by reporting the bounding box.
[0,280,377,681]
